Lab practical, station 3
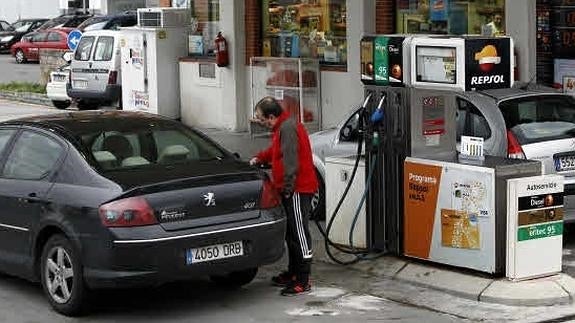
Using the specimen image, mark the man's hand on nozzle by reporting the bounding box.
[249,157,259,166]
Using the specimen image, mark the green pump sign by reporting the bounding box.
[374,37,389,85]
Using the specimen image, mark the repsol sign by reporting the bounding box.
[470,75,505,86]
[465,38,511,91]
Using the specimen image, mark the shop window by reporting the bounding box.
[261,0,347,66]
[396,0,505,36]
[189,0,221,56]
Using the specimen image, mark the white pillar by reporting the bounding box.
[506,0,536,83]
[220,0,247,131]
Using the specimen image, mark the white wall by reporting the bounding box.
[180,0,245,131]
[0,0,60,23]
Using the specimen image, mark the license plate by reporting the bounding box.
[185,241,243,265]
[555,155,575,171]
[53,74,67,82]
[73,80,88,89]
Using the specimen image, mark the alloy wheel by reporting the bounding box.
[15,50,25,64]
[44,246,74,304]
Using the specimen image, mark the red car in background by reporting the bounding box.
[10,28,72,64]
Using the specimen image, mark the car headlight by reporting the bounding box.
[0,36,14,43]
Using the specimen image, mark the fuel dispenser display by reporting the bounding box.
[320,34,564,277]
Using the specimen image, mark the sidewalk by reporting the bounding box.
[200,127,575,309]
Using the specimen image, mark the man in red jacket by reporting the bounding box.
[250,97,318,296]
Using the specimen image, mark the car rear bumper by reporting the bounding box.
[67,83,121,102]
[83,213,286,289]
[46,82,70,101]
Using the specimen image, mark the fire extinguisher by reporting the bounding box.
[215,32,229,67]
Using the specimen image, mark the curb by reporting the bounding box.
[0,91,53,107]
[310,226,575,307]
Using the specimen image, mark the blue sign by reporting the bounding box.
[67,30,83,51]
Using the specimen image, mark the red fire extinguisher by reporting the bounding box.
[215,32,229,67]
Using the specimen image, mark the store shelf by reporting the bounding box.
[250,57,321,136]
[265,85,318,91]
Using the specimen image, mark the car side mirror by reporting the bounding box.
[62,52,73,63]
[233,152,241,159]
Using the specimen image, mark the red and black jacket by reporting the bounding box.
[256,112,318,195]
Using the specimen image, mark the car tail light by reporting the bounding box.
[507,130,526,159]
[108,71,118,85]
[260,178,281,209]
[99,197,157,227]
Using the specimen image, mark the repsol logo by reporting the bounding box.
[470,75,505,85]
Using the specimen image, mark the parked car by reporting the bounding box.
[67,30,123,109]
[310,87,575,222]
[76,12,137,31]
[46,60,71,109]
[0,111,285,316]
[0,20,11,31]
[10,28,72,64]
[0,18,48,52]
[38,14,93,30]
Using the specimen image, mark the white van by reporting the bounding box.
[67,30,122,109]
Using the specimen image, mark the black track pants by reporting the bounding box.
[282,192,313,283]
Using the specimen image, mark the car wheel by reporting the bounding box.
[210,268,258,288]
[52,100,71,110]
[310,170,325,221]
[76,100,97,111]
[15,49,26,64]
[41,235,88,316]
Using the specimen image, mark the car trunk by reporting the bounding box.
[522,138,575,177]
[71,35,111,93]
[500,94,575,180]
[102,161,267,231]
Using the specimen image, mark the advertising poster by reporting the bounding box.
[361,38,375,84]
[404,161,442,259]
[554,59,575,88]
[404,157,496,273]
[465,38,511,91]
[421,95,446,136]
[507,175,564,280]
[374,37,389,85]
[388,37,405,85]
[430,0,449,21]
[441,209,480,250]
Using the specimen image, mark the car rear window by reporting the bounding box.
[78,122,228,171]
[93,36,114,61]
[74,36,94,61]
[499,95,575,145]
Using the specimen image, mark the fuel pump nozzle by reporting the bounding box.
[370,94,386,124]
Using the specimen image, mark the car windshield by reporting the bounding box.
[77,16,108,31]
[12,21,33,32]
[78,120,228,171]
[499,95,575,145]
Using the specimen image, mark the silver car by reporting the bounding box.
[310,87,575,222]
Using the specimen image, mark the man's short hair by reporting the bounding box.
[255,97,283,118]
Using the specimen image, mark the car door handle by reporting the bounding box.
[19,193,50,205]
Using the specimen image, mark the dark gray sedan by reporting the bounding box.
[0,111,285,316]
[311,87,575,222]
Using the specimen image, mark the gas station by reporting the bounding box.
[325,34,565,281]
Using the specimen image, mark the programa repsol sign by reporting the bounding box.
[465,38,511,91]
